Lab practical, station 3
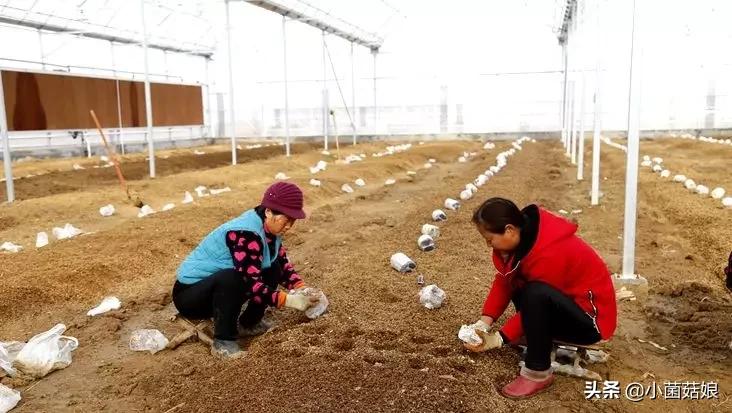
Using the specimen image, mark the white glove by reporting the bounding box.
[283,293,318,311]
[464,330,504,352]
[468,319,491,333]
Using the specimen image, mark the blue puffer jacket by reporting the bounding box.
[176,209,281,284]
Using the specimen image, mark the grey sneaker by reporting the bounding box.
[238,319,275,337]
[210,339,244,359]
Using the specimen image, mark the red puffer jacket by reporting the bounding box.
[482,207,617,342]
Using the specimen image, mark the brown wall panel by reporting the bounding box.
[151,83,204,127]
[2,70,203,131]
[118,80,147,128]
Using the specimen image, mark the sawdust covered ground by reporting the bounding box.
[0,137,730,412]
[0,141,321,201]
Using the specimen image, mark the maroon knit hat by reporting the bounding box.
[261,181,306,219]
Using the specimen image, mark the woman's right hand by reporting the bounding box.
[469,316,493,332]
[283,293,319,311]
[463,330,504,352]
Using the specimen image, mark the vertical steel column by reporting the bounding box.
[351,41,357,145]
[140,0,156,178]
[0,71,14,203]
[204,57,213,138]
[372,49,377,133]
[110,41,126,155]
[164,51,170,80]
[282,16,291,157]
[591,0,603,205]
[38,29,46,70]
[571,87,579,165]
[577,73,586,180]
[567,80,575,158]
[561,43,569,148]
[621,0,643,278]
[225,0,237,165]
[322,31,329,150]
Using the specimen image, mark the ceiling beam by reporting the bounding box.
[0,15,213,58]
[243,0,382,52]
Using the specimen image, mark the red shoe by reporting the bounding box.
[501,374,554,399]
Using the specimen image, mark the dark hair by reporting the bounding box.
[255,205,284,217]
[472,197,525,234]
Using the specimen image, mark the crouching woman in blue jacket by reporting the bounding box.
[173,182,317,358]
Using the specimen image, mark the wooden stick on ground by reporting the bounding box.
[330,110,340,160]
[89,110,143,207]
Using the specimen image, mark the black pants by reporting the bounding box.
[172,266,284,340]
[512,281,601,371]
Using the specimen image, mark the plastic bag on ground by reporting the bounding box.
[341,184,354,193]
[711,187,725,199]
[290,288,329,319]
[52,223,82,240]
[87,296,121,316]
[210,187,231,195]
[14,324,78,378]
[99,204,115,217]
[431,209,447,221]
[417,234,435,252]
[161,203,176,211]
[444,198,460,210]
[390,252,416,272]
[0,342,24,377]
[182,191,194,204]
[0,384,21,413]
[129,329,169,355]
[384,178,396,185]
[419,285,445,309]
[0,242,22,253]
[421,224,440,239]
[137,205,155,218]
[194,186,209,197]
[309,179,321,187]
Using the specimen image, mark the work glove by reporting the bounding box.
[468,318,492,332]
[463,330,504,353]
[283,292,319,311]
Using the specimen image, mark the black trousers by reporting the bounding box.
[172,265,284,340]
[512,281,601,371]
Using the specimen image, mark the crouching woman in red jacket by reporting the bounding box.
[463,197,617,399]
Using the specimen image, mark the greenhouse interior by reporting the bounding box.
[0,0,730,411]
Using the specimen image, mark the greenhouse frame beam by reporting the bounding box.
[0,16,213,58]
[243,0,382,52]
[557,0,576,45]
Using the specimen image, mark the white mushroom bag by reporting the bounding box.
[14,324,78,378]
[0,384,21,413]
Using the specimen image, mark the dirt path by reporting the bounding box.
[0,142,321,201]
[0,138,729,412]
